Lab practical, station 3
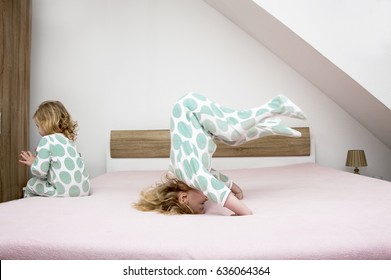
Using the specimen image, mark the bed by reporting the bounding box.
[1,127,391,260]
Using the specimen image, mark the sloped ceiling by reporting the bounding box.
[204,0,391,148]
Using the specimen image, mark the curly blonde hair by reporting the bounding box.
[134,173,195,215]
[33,101,78,141]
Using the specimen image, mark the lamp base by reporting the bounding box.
[353,167,360,174]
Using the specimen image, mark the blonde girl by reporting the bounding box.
[19,101,90,197]
[135,93,306,215]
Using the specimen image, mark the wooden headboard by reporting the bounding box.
[110,127,310,158]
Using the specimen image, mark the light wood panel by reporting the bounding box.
[111,127,310,158]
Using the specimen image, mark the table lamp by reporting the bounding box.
[345,150,367,174]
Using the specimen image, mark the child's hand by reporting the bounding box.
[231,182,244,200]
[234,190,243,200]
[224,193,253,216]
[19,150,36,167]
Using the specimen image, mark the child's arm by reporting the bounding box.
[26,136,51,178]
[209,169,244,200]
[224,193,253,215]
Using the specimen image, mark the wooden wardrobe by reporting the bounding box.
[0,0,32,202]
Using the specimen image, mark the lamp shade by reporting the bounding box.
[346,150,367,167]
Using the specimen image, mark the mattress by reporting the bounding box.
[0,163,390,260]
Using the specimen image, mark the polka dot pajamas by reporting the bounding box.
[24,133,90,197]
[169,93,306,205]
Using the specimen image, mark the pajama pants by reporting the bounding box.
[169,92,306,205]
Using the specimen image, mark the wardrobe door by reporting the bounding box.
[0,0,31,202]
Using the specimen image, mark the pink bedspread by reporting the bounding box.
[1,163,390,260]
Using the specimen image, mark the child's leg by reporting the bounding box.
[187,93,306,146]
[23,187,38,198]
[24,177,57,197]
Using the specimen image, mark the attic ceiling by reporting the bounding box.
[203,0,391,149]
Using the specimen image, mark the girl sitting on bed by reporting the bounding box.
[19,101,90,198]
[134,93,306,215]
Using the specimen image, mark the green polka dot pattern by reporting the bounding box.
[24,133,90,198]
[169,93,306,205]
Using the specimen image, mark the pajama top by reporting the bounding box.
[169,92,306,206]
[24,133,90,197]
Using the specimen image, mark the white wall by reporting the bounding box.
[254,0,391,109]
[30,0,391,181]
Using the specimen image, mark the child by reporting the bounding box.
[134,93,306,215]
[19,101,90,198]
